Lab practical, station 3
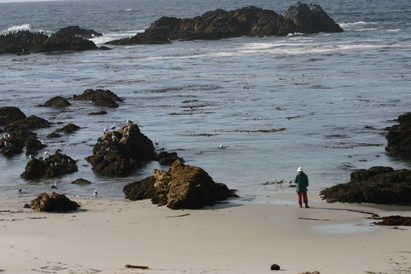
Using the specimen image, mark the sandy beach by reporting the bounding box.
[1,192,410,274]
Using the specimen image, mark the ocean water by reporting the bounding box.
[1,0,411,204]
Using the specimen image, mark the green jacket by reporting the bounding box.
[294,172,309,192]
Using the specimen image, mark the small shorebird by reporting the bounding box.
[275,179,284,184]
[93,190,98,196]
[51,182,57,189]
[18,187,22,193]
[127,119,133,124]
[219,143,227,149]
[29,154,36,160]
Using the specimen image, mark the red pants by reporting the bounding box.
[297,191,308,205]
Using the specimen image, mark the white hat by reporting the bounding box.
[297,167,303,172]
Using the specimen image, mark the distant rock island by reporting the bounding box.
[0,26,108,55]
[106,2,343,45]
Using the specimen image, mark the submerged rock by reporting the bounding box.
[72,89,123,108]
[43,96,71,108]
[374,215,411,226]
[71,178,92,185]
[107,3,342,45]
[25,192,80,212]
[320,166,411,205]
[124,159,237,209]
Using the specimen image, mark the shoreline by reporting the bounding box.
[1,192,411,274]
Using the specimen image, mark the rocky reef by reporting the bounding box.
[320,166,411,205]
[124,159,237,209]
[0,26,107,55]
[107,2,342,45]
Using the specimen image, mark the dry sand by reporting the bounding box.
[1,192,411,274]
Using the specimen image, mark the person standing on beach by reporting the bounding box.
[294,167,309,208]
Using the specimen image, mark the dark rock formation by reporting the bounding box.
[0,106,27,125]
[24,192,80,212]
[54,25,103,39]
[107,3,342,45]
[86,123,156,177]
[72,89,123,108]
[158,151,183,165]
[320,166,411,205]
[43,96,71,108]
[71,178,92,185]
[0,115,46,156]
[124,159,237,209]
[270,264,280,271]
[374,215,411,226]
[54,123,80,134]
[4,115,50,132]
[0,26,105,55]
[385,112,411,158]
[21,151,78,180]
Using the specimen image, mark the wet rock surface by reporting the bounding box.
[124,159,237,209]
[0,106,27,125]
[0,26,107,55]
[385,112,411,159]
[24,192,80,212]
[320,166,411,205]
[21,151,78,180]
[86,123,156,177]
[1,108,48,156]
[373,215,411,226]
[107,3,342,45]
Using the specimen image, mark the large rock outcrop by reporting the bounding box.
[107,3,342,45]
[86,123,157,177]
[385,112,411,159]
[320,166,411,205]
[24,192,80,212]
[0,26,105,55]
[124,159,237,209]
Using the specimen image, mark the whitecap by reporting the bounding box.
[3,23,30,34]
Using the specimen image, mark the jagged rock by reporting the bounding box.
[86,123,156,177]
[25,192,80,212]
[106,3,342,45]
[71,178,92,185]
[385,112,411,158]
[54,123,80,134]
[72,89,123,108]
[0,106,26,125]
[124,159,237,209]
[43,96,71,107]
[54,25,103,39]
[21,152,78,180]
[282,2,343,33]
[320,166,411,205]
